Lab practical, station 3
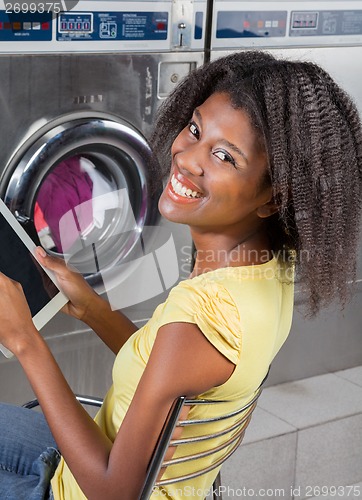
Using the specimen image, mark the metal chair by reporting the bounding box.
[23,394,103,410]
[23,388,263,500]
[140,388,262,499]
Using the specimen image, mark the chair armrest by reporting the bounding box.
[22,394,103,409]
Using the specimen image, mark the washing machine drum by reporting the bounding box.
[2,115,161,292]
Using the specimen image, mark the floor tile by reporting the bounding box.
[220,432,297,500]
[334,366,362,388]
[295,414,362,498]
[242,406,296,444]
[258,373,362,429]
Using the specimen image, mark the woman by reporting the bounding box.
[0,51,361,499]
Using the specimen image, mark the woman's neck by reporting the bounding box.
[189,228,273,278]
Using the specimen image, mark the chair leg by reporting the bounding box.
[212,472,223,500]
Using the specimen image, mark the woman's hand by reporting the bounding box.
[35,247,101,322]
[0,273,39,355]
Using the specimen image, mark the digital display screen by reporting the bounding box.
[58,12,93,33]
[291,12,319,29]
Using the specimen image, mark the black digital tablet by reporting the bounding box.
[0,198,68,358]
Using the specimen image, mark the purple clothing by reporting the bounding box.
[37,157,93,252]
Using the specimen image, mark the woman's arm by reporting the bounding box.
[0,273,234,500]
[35,248,137,354]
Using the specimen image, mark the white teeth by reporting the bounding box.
[171,175,202,198]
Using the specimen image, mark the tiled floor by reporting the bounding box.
[221,366,362,500]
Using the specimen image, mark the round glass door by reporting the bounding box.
[2,115,160,290]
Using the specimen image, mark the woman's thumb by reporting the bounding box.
[35,247,62,271]
[36,246,47,259]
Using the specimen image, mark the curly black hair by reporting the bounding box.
[150,50,362,316]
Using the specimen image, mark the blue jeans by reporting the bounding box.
[0,403,60,500]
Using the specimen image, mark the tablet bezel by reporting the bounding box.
[0,198,68,358]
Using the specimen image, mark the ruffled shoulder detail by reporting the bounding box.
[158,278,242,365]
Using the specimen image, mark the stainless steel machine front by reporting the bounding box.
[0,0,205,403]
[210,0,362,385]
[1,0,360,403]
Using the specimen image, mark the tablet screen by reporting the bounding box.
[0,199,68,358]
[0,212,58,317]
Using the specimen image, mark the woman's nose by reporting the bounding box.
[174,147,204,177]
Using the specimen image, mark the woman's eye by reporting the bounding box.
[189,122,199,138]
[213,150,236,166]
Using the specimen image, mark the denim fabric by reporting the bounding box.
[0,403,60,500]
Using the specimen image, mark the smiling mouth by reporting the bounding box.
[171,174,203,199]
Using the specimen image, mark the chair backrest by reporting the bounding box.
[23,387,263,500]
[139,386,263,499]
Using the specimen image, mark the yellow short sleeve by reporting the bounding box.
[158,279,242,365]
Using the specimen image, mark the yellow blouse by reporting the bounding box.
[51,258,294,499]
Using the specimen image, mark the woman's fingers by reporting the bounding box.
[35,247,75,275]
[34,247,100,322]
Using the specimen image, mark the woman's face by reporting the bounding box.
[158,92,272,236]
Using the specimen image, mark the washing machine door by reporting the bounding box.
[1,113,161,292]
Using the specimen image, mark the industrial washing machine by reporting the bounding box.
[209,0,362,385]
[0,0,206,403]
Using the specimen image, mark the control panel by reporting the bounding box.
[216,10,287,39]
[212,0,362,48]
[0,0,206,52]
[290,10,362,37]
[0,10,52,41]
[57,11,168,42]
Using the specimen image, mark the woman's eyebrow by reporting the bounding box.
[194,107,202,124]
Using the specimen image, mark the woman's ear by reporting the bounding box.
[256,198,279,219]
